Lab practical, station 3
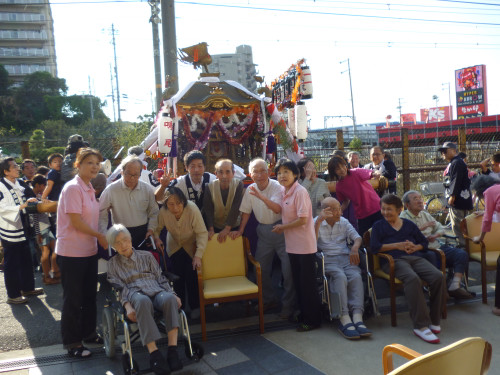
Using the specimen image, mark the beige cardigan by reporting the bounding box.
[155,200,208,258]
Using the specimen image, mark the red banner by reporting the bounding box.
[420,106,452,122]
[400,113,416,125]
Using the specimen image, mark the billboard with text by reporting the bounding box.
[455,65,488,119]
[420,106,452,122]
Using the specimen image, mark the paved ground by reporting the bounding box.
[0,259,497,374]
[0,257,494,354]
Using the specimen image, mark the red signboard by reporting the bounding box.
[420,106,452,122]
[400,113,416,125]
[455,65,488,119]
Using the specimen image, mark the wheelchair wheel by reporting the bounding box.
[121,353,139,375]
[185,341,204,362]
[102,307,116,358]
[425,196,445,215]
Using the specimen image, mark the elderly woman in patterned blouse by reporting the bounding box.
[106,224,183,375]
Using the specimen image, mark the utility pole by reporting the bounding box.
[88,76,95,134]
[111,24,122,122]
[397,98,403,123]
[161,0,179,95]
[109,64,116,123]
[340,59,356,136]
[149,0,163,112]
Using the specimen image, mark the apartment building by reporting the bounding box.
[210,45,257,93]
[0,0,57,84]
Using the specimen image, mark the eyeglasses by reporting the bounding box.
[371,153,383,157]
[251,169,268,175]
[124,172,140,179]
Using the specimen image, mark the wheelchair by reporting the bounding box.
[315,247,379,321]
[99,243,204,375]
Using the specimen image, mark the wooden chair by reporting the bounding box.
[197,236,264,341]
[363,230,447,327]
[382,337,492,375]
[461,214,500,304]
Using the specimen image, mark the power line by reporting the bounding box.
[173,1,500,26]
[436,0,500,6]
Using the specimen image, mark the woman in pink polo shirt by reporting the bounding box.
[272,158,321,332]
[55,148,108,358]
[328,156,383,237]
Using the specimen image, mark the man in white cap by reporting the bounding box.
[438,141,472,247]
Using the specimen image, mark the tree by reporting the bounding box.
[29,129,46,162]
[348,136,363,151]
[13,72,68,133]
[0,64,10,96]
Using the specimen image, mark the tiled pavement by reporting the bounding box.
[0,333,324,375]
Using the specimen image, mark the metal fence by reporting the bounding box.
[0,137,120,165]
[284,124,500,196]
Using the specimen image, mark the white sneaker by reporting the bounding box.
[413,328,440,344]
[429,324,441,334]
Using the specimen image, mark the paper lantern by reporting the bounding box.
[295,103,308,140]
[300,66,313,100]
[287,107,296,136]
[158,108,173,154]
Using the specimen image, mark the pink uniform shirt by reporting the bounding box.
[280,181,317,254]
[55,175,99,257]
[336,168,380,220]
[481,184,500,233]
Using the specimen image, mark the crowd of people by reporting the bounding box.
[1,136,500,373]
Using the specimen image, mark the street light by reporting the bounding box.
[432,94,439,107]
[340,58,356,136]
[442,82,452,120]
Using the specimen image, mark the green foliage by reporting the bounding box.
[36,146,66,165]
[29,129,46,162]
[0,65,9,96]
[38,119,71,139]
[348,136,363,151]
[116,118,152,150]
[0,70,110,136]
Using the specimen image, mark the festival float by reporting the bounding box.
[139,43,314,177]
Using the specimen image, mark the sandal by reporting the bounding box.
[354,321,372,337]
[83,333,104,345]
[68,346,92,358]
[338,322,361,340]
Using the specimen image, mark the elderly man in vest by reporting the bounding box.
[0,157,44,304]
[155,150,216,210]
[400,190,473,299]
[230,158,296,317]
[203,159,244,243]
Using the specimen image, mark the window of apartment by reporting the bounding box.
[0,12,45,22]
[4,64,50,75]
[0,29,46,39]
[0,47,49,57]
[0,0,44,4]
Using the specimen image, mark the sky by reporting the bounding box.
[50,0,500,129]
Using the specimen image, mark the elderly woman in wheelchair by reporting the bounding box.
[106,224,183,375]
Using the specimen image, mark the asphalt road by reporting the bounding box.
[0,258,495,353]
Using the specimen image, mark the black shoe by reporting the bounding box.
[167,346,183,371]
[83,332,104,345]
[21,288,44,297]
[448,287,474,299]
[150,350,170,375]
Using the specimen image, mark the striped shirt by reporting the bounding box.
[107,250,174,305]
